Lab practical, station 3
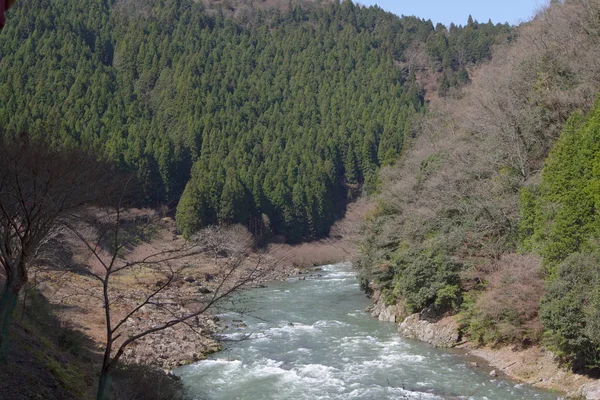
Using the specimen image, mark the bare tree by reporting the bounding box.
[463,0,600,184]
[0,136,117,363]
[62,203,279,400]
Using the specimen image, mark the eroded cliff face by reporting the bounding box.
[368,290,461,347]
[368,290,408,323]
[397,314,460,348]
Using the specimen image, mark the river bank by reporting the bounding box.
[468,346,600,399]
[369,292,600,399]
[27,200,594,399]
[176,263,559,399]
[35,215,311,370]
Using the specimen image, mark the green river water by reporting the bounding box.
[175,263,560,400]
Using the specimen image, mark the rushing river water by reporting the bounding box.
[176,263,559,400]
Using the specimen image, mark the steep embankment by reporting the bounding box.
[356,0,600,397]
[369,293,600,397]
[37,214,306,370]
[0,288,190,400]
[3,212,306,400]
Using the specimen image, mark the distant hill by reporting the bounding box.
[198,0,335,16]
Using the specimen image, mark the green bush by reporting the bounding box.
[540,251,600,372]
[518,109,596,267]
[391,248,462,314]
[518,102,600,372]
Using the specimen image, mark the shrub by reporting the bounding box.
[57,325,86,357]
[111,365,191,400]
[463,254,544,346]
[540,251,600,373]
[392,248,462,314]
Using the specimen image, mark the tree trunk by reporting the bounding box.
[0,283,19,364]
[96,370,111,400]
[96,337,113,400]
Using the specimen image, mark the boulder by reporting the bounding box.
[397,314,460,348]
[580,381,600,400]
[369,291,408,323]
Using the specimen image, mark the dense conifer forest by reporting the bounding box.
[0,0,510,242]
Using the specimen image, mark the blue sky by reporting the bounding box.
[354,0,546,27]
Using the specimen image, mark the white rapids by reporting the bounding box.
[176,263,559,400]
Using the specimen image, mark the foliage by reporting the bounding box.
[0,0,433,242]
[519,109,596,267]
[520,101,600,372]
[356,0,600,360]
[540,251,600,372]
[460,254,544,346]
[425,17,514,97]
[390,247,462,314]
[0,0,515,243]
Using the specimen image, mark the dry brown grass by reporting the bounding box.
[268,197,374,268]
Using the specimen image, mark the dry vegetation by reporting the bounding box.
[4,0,600,397]
[356,0,600,347]
[268,198,374,268]
[10,202,308,399]
[37,210,295,367]
[25,197,365,399]
[465,254,544,344]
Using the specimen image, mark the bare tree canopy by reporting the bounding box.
[0,135,120,362]
[60,205,279,400]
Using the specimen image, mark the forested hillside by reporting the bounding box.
[356,0,600,374]
[0,0,510,242]
[6,0,600,397]
[522,103,600,371]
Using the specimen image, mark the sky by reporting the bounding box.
[354,0,546,27]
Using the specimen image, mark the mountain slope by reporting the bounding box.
[356,0,600,374]
[0,0,510,242]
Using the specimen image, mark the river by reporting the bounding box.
[176,263,559,400]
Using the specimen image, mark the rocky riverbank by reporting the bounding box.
[129,201,366,369]
[36,215,309,374]
[397,314,460,348]
[469,346,600,399]
[368,291,600,399]
[41,259,304,371]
